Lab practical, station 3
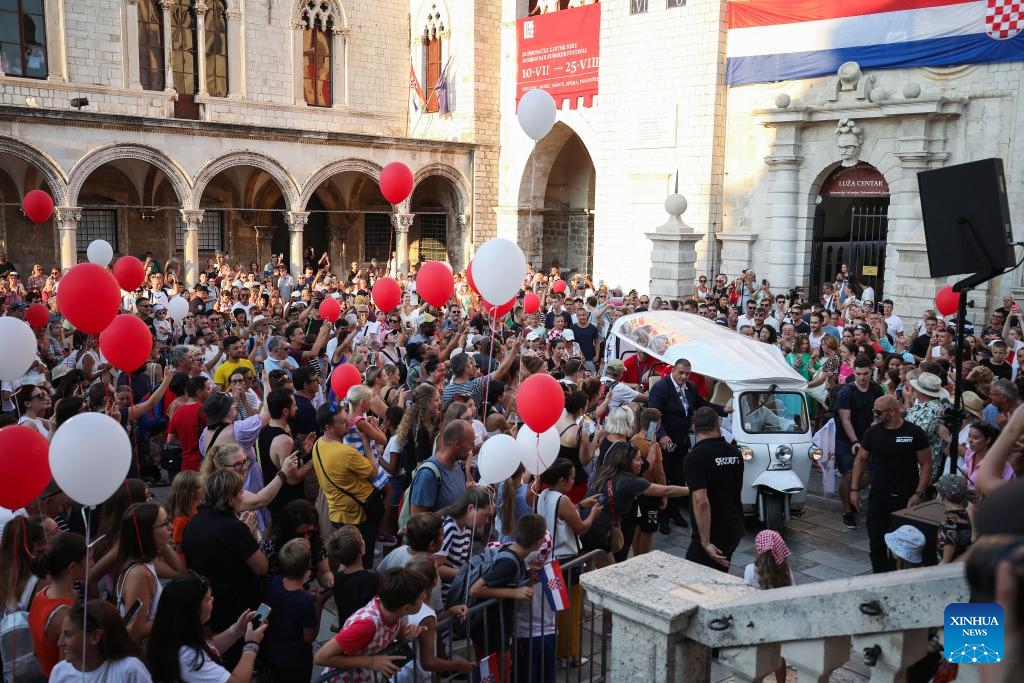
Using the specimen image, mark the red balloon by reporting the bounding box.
[99,315,154,372]
[113,256,147,291]
[56,263,122,334]
[935,285,959,317]
[319,296,341,323]
[417,261,455,308]
[22,189,54,224]
[483,297,516,319]
[523,292,541,314]
[552,279,567,294]
[330,363,363,399]
[26,303,49,329]
[372,277,402,312]
[466,263,480,296]
[379,162,414,205]
[0,425,52,509]
[516,373,565,433]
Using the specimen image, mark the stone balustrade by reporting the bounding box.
[581,550,972,682]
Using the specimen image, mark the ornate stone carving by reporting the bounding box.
[225,7,241,20]
[835,119,863,168]
[394,214,414,233]
[55,206,83,224]
[286,212,309,231]
[194,2,208,16]
[828,61,875,102]
[180,209,205,227]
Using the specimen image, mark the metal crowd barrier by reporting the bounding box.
[315,549,610,682]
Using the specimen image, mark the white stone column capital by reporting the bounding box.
[286,212,310,231]
[55,206,82,224]
[394,213,415,233]
[180,209,205,227]
[55,206,82,273]
[194,1,208,16]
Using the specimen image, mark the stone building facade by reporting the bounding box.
[0,0,500,282]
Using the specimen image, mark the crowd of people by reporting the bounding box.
[1,247,1024,681]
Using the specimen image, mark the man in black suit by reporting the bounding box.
[649,358,725,527]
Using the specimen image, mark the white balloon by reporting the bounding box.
[517,89,557,141]
[477,434,522,485]
[0,317,38,381]
[471,238,526,306]
[50,412,131,506]
[86,239,114,266]
[517,425,560,475]
[167,295,190,321]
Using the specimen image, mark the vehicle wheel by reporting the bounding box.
[763,493,785,532]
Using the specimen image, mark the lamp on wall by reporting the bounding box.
[69,97,89,110]
[140,210,156,221]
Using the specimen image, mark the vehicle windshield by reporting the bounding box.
[738,392,808,434]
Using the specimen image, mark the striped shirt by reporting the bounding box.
[437,515,473,603]
[441,375,487,411]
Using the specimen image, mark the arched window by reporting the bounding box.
[205,0,228,97]
[138,0,165,91]
[421,5,447,114]
[1,0,48,79]
[301,1,333,107]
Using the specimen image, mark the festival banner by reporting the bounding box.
[517,4,600,108]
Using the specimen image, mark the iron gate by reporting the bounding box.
[810,198,889,303]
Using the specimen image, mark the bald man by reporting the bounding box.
[851,395,932,573]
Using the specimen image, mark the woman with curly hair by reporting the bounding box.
[395,383,441,487]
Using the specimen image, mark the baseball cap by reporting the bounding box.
[9,302,28,311]
[606,359,626,374]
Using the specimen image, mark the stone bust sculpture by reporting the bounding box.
[835,118,863,167]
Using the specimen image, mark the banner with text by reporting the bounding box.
[517,4,600,109]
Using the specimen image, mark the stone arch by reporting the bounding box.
[413,162,469,213]
[191,151,300,211]
[516,117,598,208]
[68,144,190,208]
[298,158,383,209]
[0,137,70,206]
[293,0,348,30]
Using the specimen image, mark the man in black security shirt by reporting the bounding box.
[851,394,931,574]
[684,407,745,571]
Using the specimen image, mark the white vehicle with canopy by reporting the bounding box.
[609,310,823,530]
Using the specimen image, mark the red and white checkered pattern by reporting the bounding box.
[986,0,1024,40]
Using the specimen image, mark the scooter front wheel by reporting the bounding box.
[762,493,785,532]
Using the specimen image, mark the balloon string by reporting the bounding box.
[81,505,93,677]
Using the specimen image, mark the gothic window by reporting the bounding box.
[138,0,165,90]
[300,0,333,107]
[421,6,444,113]
[170,1,198,95]
[205,0,228,97]
[0,0,47,78]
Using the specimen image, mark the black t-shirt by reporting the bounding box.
[290,394,318,439]
[683,437,745,547]
[860,420,929,495]
[910,334,931,358]
[257,425,303,518]
[833,382,884,444]
[181,506,262,631]
[544,310,573,330]
[332,569,380,626]
[981,358,1013,381]
[571,322,600,361]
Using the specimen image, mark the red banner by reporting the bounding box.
[517,4,600,109]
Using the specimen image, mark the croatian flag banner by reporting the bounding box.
[541,560,570,612]
[475,652,504,683]
[726,0,1024,85]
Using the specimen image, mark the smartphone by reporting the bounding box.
[646,421,658,441]
[251,603,271,628]
[123,599,143,625]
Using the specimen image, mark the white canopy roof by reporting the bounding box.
[609,311,807,390]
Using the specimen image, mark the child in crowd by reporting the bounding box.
[935,474,972,564]
[885,525,926,570]
[743,530,794,683]
[327,525,380,627]
[394,555,475,682]
[165,470,202,558]
[514,533,558,683]
[313,567,430,682]
[264,538,332,682]
[378,512,445,611]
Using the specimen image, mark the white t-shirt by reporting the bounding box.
[394,602,435,683]
[744,563,796,589]
[49,657,152,682]
[175,645,230,683]
[885,314,904,337]
[383,434,403,475]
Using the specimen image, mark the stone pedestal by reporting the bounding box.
[717,232,758,279]
[645,194,704,300]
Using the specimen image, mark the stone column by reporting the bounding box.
[393,213,414,276]
[180,209,204,287]
[194,1,208,96]
[124,0,143,89]
[226,7,243,98]
[159,0,175,93]
[763,124,803,287]
[55,206,82,272]
[455,214,468,271]
[717,232,758,279]
[286,212,309,279]
[290,21,306,105]
[645,194,704,300]
[332,26,349,107]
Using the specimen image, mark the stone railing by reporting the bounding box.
[581,550,976,682]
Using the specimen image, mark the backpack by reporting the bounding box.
[396,460,441,532]
[444,544,522,611]
[138,387,168,437]
[0,575,44,683]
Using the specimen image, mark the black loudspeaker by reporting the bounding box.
[918,158,1015,277]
